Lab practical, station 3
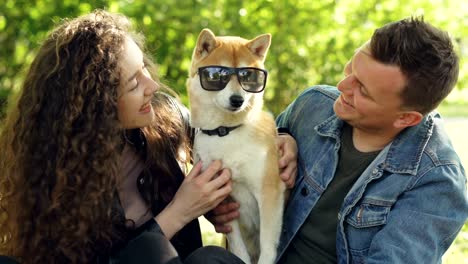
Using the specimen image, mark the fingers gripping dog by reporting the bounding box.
[187,28,286,264]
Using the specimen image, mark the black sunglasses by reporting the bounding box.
[198,66,268,93]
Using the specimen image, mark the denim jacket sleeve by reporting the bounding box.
[276,85,339,187]
[357,113,468,263]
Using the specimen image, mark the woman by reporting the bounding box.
[0,10,245,263]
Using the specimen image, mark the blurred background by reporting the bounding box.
[1,0,467,263]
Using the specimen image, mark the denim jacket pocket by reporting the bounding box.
[344,200,393,263]
[346,200,391,228]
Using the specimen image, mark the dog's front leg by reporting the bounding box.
[257,182,286,264]
[227,219,251,264]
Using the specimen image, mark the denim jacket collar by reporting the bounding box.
[315,113,436,176]
[315,114,343,140]
[384,114,435,175]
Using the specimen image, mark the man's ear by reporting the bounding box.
[393,111,423,128]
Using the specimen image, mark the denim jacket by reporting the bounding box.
[276,85,468,264]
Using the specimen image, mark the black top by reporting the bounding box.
[109,94,202,261]
[280,123,379,264]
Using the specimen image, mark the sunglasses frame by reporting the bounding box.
[198,65,268,93]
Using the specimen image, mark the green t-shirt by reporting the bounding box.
[280,124,379,264]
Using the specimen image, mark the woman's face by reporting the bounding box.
[117,37,159,129]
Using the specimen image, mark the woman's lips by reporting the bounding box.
[139,102,151,113]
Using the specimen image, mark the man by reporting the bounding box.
[209,17,468,263]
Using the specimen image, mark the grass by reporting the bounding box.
[440,117,468,264]
[439,102,468,117]
[439,88,468,117]
[200,102,468,263]
[445,223,468,264]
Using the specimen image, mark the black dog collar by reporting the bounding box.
[201,125,242,137]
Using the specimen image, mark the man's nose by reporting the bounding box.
[337,75,357,94]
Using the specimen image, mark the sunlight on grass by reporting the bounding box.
[442,118,468,264]
[438,103,468,117]
[443,222,468,264]
[199,216,224,247]
[438,89,468,117]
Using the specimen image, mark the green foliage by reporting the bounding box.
[0,0,467,116]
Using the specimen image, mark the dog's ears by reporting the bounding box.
[246,34,271,60]
[194,29,218,60]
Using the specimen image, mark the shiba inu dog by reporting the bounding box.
[186,28,286,264]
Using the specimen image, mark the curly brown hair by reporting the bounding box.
[0,10,190,263]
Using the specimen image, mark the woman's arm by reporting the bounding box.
[155,160,232,239]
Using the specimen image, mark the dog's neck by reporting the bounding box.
[200,124,242,137]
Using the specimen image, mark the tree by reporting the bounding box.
[0,0,467,117]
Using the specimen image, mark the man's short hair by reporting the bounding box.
[370,17,459,115]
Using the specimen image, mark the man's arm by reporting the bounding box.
[363,165,468,263]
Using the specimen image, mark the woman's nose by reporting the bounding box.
[144,78,159,95]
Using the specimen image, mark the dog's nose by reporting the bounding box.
[229,95,244,108]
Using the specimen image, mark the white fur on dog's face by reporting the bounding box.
[188,71,265,129]
[187,29,271,129]
[208,71,260,113]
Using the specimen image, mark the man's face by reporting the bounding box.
[333,42,407,133]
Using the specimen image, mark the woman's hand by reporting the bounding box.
[206,133,299,234]
[155,160,232,239]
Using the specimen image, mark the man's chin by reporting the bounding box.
[334,104,348,120]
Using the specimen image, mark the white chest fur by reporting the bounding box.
[193,123,284,264]
[194,126,267,189]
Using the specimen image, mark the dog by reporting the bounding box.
[186,28,286,264]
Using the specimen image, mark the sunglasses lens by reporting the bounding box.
[238,69,266,92]
[200,67,231,91]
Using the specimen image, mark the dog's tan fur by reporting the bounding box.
[187,29,286,264]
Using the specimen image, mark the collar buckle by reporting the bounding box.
[201,125,242,137]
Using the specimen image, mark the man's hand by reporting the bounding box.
[277,133,298,188]
[205,200,240,233]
